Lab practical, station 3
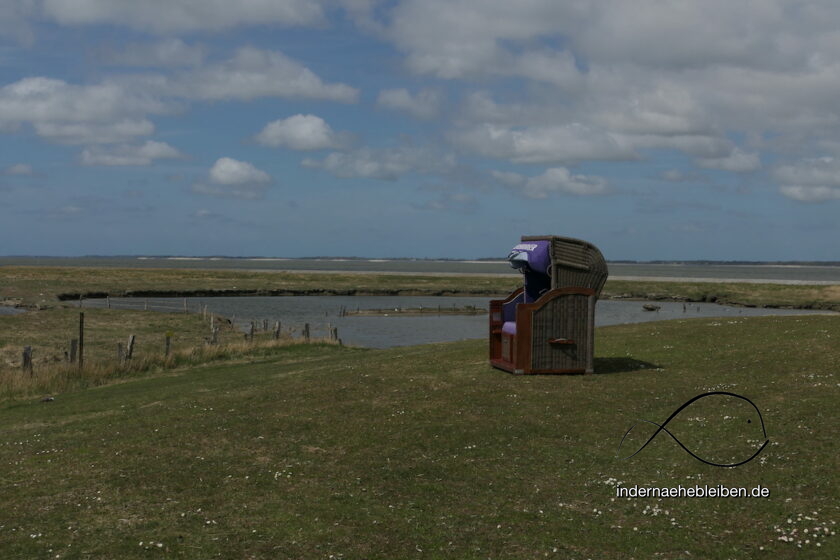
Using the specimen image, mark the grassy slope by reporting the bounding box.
[0,316,837,559]
[2,266,840,310]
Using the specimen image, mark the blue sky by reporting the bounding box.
[1,1,838,260]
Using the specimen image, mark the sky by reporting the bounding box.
[0,0,839,261]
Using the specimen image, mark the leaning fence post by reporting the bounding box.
[126,335,135,360]
[22,346,33,375]
[78,312,85,370]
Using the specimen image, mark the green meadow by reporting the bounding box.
[0,315,837,558]
[0,266,838,557]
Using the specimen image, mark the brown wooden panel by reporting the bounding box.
[552,240,589,270]
[530,293,591,371]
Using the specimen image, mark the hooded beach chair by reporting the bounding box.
[489,235,608,374]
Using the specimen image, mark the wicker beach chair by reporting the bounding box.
[489,235,608,374]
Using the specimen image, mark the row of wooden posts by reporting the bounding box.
[22,311,89,375]
[76,297,342,343]
[241,318,340,345]
[80,295,191,312]
[20,308,341,375]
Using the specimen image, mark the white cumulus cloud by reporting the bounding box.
[774,157,840,202]
[41,0,326,33]
[493,167,609,198]
[166,47,359,103]
[101,39,206,67]
[779,185,840,202]
[255,114,342,150]
[454,123,636,164]
[0,76,167,144]
[3,163,33,175]
[209,157,271,184]
[377,88,442,119]
[193,157,272,199]
[303,146,455,181]
[81,140,184,166]
[696,148,761,172]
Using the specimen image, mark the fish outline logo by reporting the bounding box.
[618,391,769,468]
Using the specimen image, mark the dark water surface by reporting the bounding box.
[81,296,835,349]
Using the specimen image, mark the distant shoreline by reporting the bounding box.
[3,256,840,284]
[2,255,839,266]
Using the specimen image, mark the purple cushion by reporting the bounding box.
[502,321,517,335]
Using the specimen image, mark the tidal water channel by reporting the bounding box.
[79,296,835,349]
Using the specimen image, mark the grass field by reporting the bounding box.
[0,307,340,399]
[2,266,840,311]
[0,315,837,558]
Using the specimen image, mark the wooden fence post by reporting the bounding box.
[273,321,281,340]
[78,312,85,370]
[248,322,255,341]
[69,338,78,364]
[183,298,188,313]
[126,335,135,360]
[22,346,33,375]
[303,323,310,342]
[107,296,111,309]
[330,327,339,342]
[210,327,219,345]
[165,332,172,357]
